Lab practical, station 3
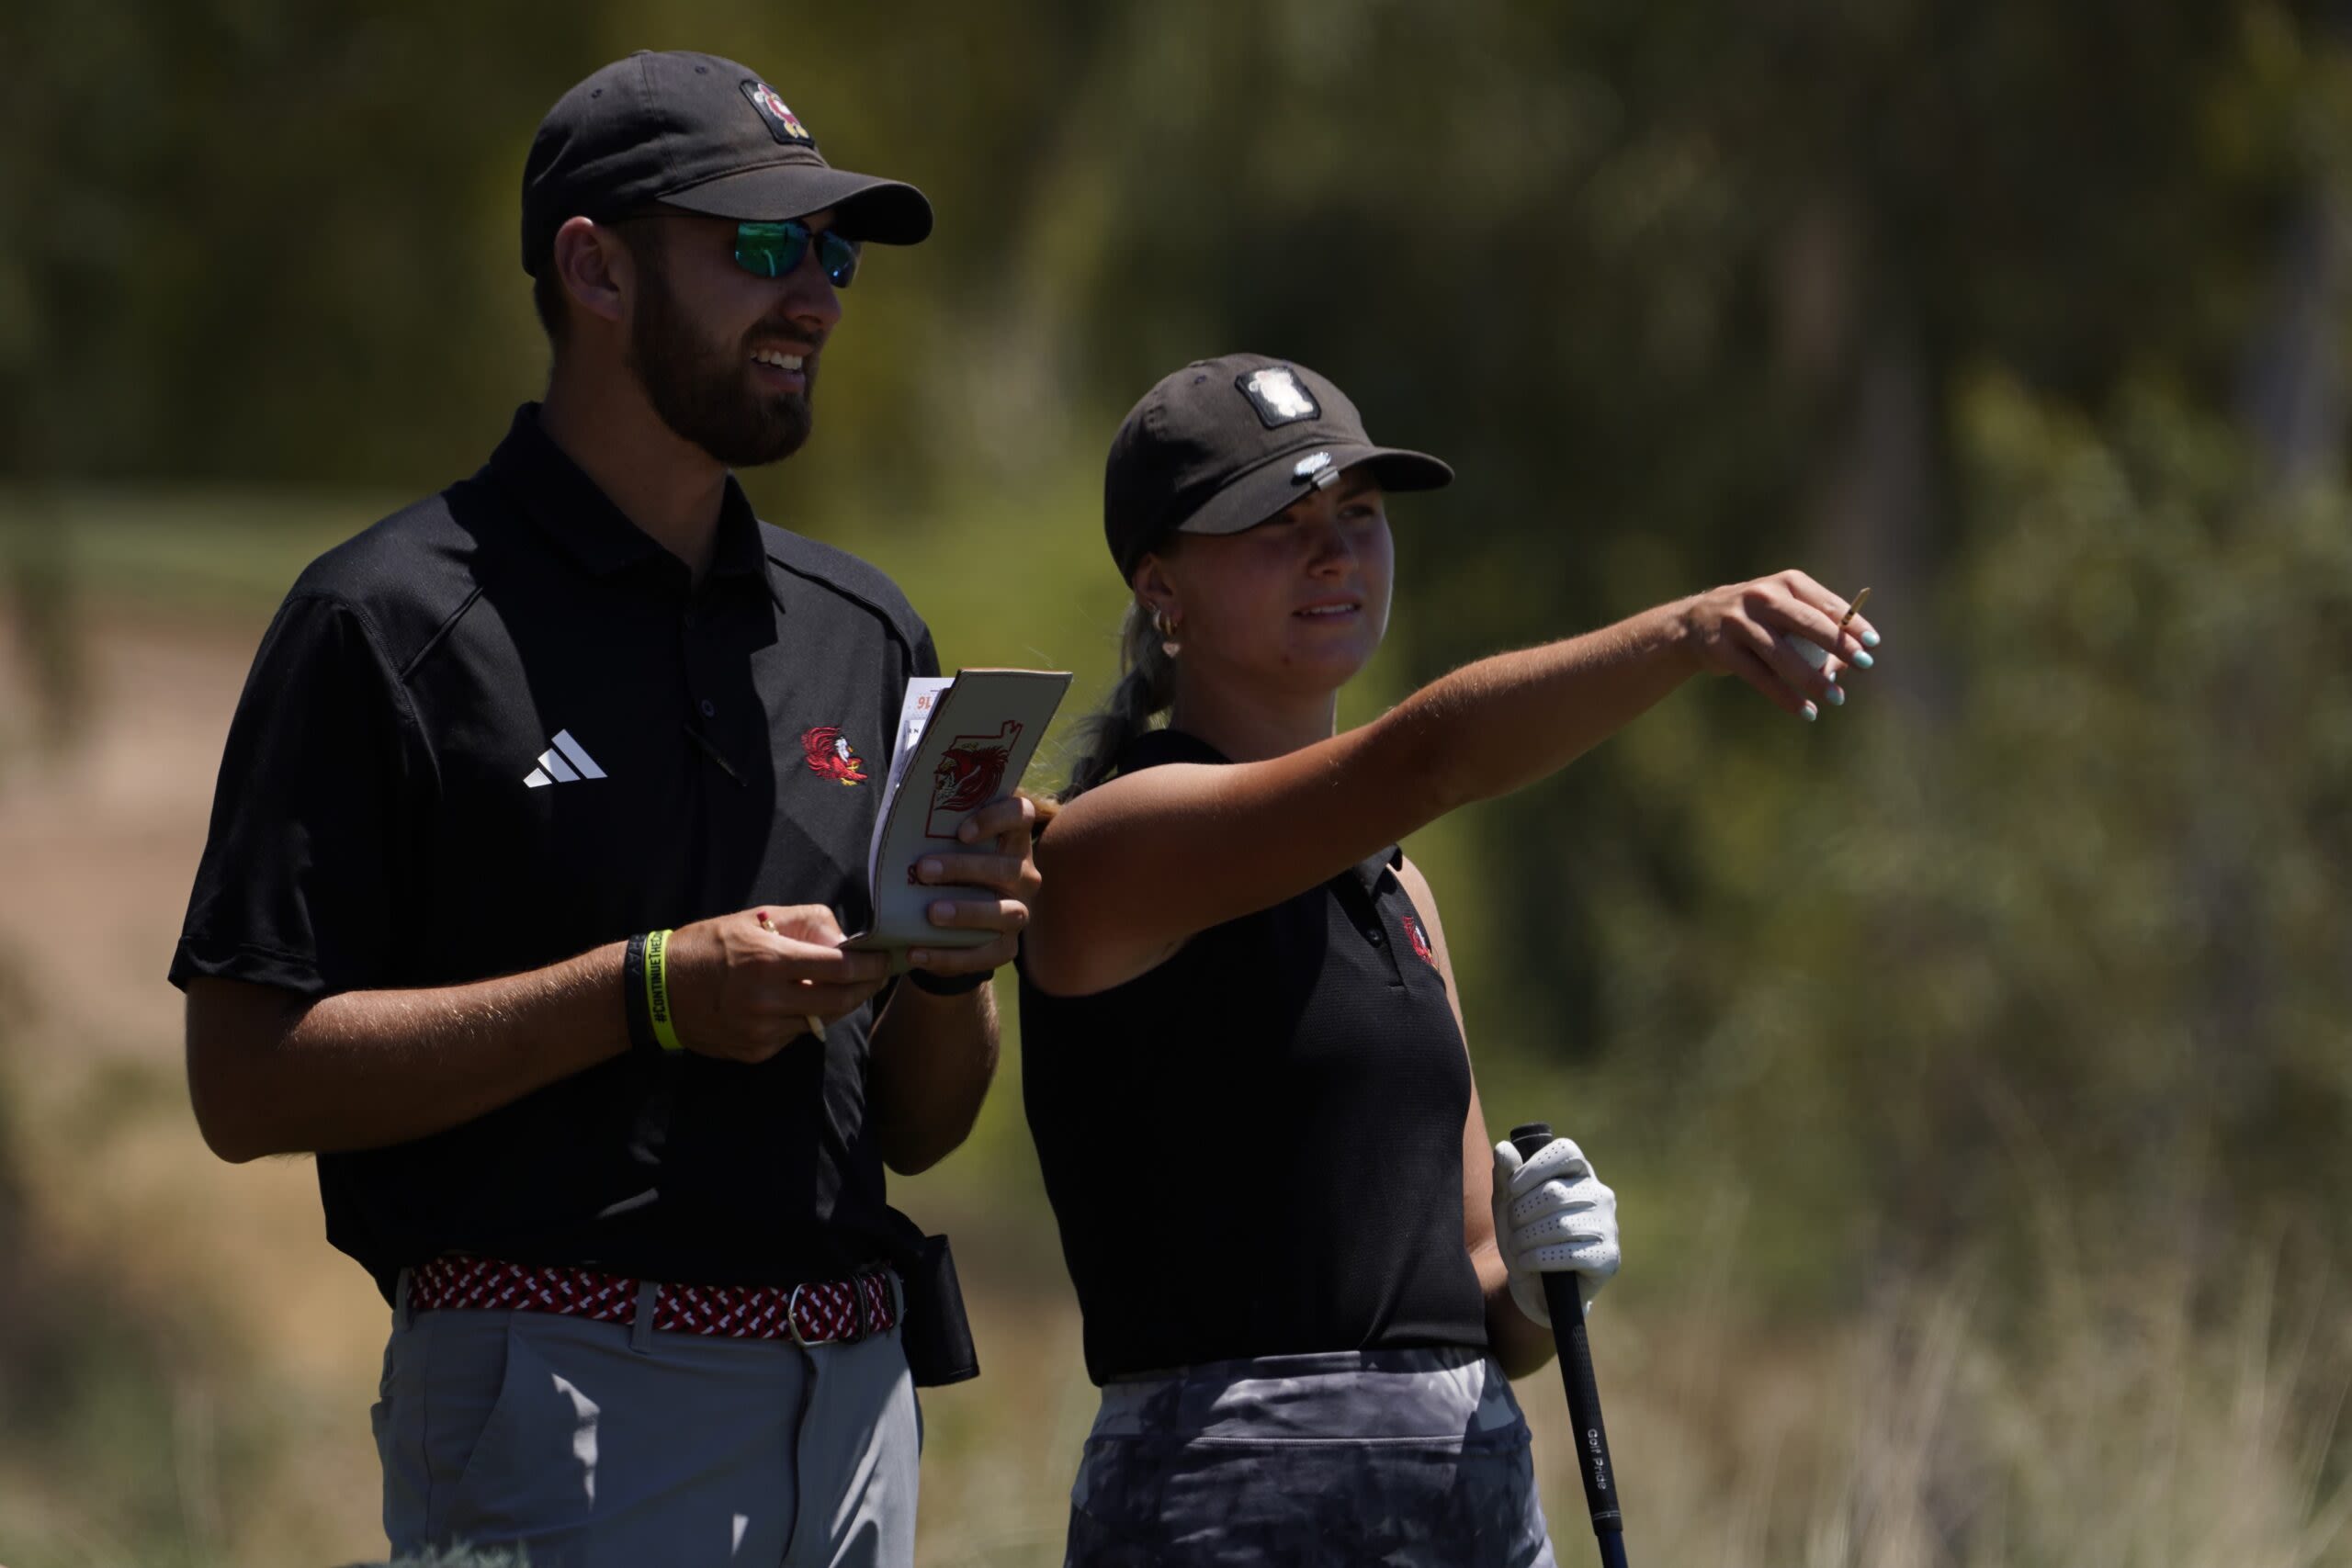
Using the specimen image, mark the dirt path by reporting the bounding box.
[0,602,387,1359]
[0,604,390,1561]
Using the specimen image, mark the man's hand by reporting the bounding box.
[867,796,1034,1169]
[663,905,890,1062]
[1679,570,1882,719]
[1491,1134,1621,1328]
[904,793,1043,978]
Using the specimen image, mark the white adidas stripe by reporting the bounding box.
[525,728,607,788]
[550,729,605,778]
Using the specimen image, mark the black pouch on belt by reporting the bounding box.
[892,1227,979,1386]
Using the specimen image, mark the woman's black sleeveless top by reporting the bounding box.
[1019,728,1487,1384]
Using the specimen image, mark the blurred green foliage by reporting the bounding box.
[5,0,2352,1561]
[6,8,2352,1558]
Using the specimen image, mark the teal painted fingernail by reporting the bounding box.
[1825,684,1846,705]
[919,858,943,878]
[1850,649,1874,669]
[1861,629,1881,648]
[1803,701,1819,722]
[930,901,955,921]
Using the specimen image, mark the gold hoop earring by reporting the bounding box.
[1153,607,1181,659]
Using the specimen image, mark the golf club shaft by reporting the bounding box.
[1510,1122,1629,1567]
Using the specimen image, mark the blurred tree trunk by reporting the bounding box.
[2238,172,2347,490]
[0,501,85,753]
[1775,192,1949,721]
[2198,6,2352,1229]
[1772,187,1976,1267]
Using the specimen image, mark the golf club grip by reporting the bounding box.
[1510,1123,1628,1554]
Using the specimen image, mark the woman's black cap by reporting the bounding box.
[521,51,933,276]
[1102,354,1453,581]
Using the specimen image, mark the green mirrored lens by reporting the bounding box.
[734,221,809,279]
[733,221,860,287]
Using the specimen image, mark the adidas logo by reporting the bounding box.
[524,729,606,788]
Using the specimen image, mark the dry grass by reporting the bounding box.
[1547,1239,2352,1568]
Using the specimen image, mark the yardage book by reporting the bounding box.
[844,668,1072,959]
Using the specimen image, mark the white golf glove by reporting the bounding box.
[1490,1135,1620,1328]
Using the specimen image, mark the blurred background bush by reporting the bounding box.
[3,2,2350,1563]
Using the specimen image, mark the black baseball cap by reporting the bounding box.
[521,51,933,276]
[1102,354,1453,581]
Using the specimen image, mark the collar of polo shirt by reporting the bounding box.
[484,406,771,583]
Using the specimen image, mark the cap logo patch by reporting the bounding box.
[741,81,815,147]
[1238,367,1321,428]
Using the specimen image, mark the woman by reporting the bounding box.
[1018,355,1879,1566]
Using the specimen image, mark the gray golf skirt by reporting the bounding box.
[1063,1347,1557,1568]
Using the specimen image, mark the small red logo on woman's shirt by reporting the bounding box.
[800,726,866,784]
[1401,913,1435,964]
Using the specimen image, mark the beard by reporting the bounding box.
[627,249,816,468]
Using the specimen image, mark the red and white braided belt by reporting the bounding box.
[407,1254,898,1345]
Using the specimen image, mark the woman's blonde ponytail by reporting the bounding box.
[1058,601,1178,802]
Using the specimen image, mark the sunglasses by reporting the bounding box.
[733,220,862,288]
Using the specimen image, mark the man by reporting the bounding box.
[171,51,1033,1567]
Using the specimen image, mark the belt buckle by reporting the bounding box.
[785,1281,812,1348]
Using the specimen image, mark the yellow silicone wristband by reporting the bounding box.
[643,928,683,1054]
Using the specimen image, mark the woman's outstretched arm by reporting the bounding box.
[1028,571,1878,995]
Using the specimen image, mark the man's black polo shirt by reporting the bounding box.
[171,405,939,1303]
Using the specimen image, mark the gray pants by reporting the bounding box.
[373,1280,919,1568]
[1065,1348,1556,1568]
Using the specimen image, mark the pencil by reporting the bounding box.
[755,908,826,1043]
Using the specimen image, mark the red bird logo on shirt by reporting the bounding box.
[1401,913,1436,965]
[800,726,866,785]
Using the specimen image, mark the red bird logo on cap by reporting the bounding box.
[800,726,865,785]
[741,80,814,145]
